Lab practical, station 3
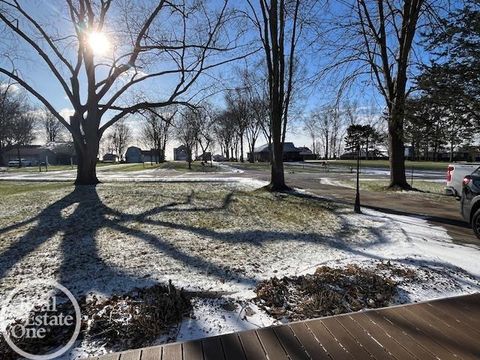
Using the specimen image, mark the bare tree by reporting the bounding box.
[241,73,268,162]
[176,109,200,169]
[42,107,64,143]
[11,111,36,167]
[331,0,431,188]
[303,115,320,157]
[141,107,177,163]
[245,97,265,163]
[106,119,131,161]
[225,89,250,162]
[0,81,19,165]
[195,107,214,162]
[246,0,302,191]
[0,0,249,184]
[213,110,235,160]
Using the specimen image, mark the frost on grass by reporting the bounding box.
[0,181,479,358]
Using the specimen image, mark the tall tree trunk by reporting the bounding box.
[249,139,256,163]
[186,145,192,169]
[365,138,369,160]
[388,108,409,189]
[268,105,288,191]
[74,137,100,185]
[72,116,100,185]
[17,145,22,168]
[325,134,329,160]
[240,135,244,163]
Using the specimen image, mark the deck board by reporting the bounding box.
[288,323,330,360]
[141,346,162,360]
[91,293,480,360]
[335,314,394,359]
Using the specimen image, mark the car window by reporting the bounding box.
[472,167,480,176]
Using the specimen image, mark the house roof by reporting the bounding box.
[297,146,312,155]
[253,142,300,154]
[126,146,142,153]
[45,142,76,156]
[4,146,53,156]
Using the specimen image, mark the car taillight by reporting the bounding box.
[463,177,472,186]
[447,166,454,182]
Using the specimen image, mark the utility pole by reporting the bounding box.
[354,142,361,214]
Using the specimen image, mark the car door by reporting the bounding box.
[462,167,480,220]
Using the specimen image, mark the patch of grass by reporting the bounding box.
[99,161,221,173]
[316,159,450,171]
[4,165,75,173]
[0,181,72,196]
[348,179,445,194]
[2,162,112,173]
[223,162,270,171]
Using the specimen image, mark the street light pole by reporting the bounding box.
[354,142,361,214]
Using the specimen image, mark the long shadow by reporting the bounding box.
[0,185,478,301]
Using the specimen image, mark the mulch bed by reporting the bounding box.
[255,263,415,321]
[0,281,192,358]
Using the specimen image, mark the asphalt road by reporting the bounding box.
[0,163,477,245]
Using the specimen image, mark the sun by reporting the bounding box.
[87,31,110,55]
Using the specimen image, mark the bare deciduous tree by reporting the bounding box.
[213,110,235,160]
[303,116,320,157]
[42,107,64,143]
[246,0,301,191]
[11,111,36,167]
[141,107,178,163]
[176,109,200,169]
[0,81,19,165]
[330,0,431,188]
[0,0,248,184]
[106,119,131,161]
[225,89,250,162]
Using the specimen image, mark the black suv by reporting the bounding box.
[461,166,480,239]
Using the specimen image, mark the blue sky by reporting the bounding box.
[1,0,448,157]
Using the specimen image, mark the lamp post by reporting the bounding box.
[354,142,361,214]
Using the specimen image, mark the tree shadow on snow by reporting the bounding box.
[0,184,478,305]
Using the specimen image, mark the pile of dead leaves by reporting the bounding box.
[0,281,192,358]
[255,264,401,321]
[81,281,192,349]
[0,300,77,360]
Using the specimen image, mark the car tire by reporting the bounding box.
[473,209,480,239]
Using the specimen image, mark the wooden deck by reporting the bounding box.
[91,293,480,360]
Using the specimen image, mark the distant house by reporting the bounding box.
[212,154,227,162]
[195,152,212,161]
[125,146,143,163]
[142,149,162,163]
[297,147,316,161]
[125,146,163,163]
[102,153,118,163]
[248,142,306,162]
[174,145,188,161]
[2,143,71,165]
[45,142,77,165]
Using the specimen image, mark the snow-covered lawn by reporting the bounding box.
[0,181,479,358]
